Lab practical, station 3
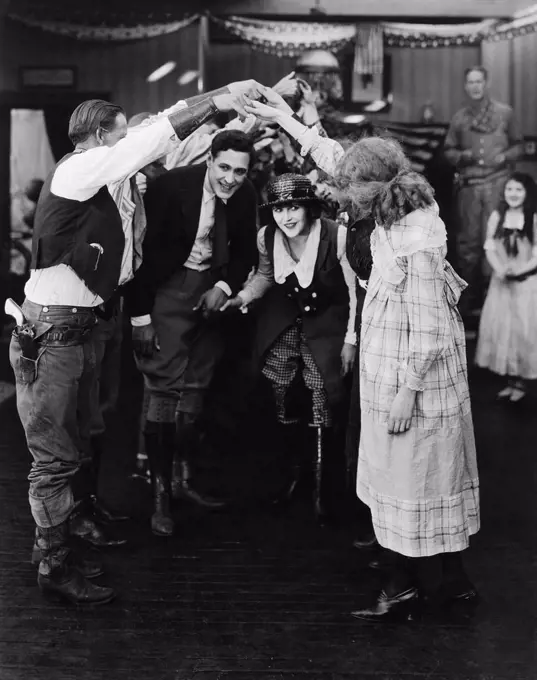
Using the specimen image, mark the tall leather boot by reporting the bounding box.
[312,425,336,523]
[145,421,175,536]
[31,527,105,580]
[36,521,115,605]
[171,412,226,509]
[272,422,308,505]
[86,435,129,522]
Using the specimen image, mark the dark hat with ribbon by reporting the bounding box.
[261,173,324,209]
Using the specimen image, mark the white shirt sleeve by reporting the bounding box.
[51,117,179,202]
[337,225,357,346]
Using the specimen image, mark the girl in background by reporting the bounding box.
[475,172,537,402]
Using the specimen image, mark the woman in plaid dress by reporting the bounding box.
[334,137,480,620]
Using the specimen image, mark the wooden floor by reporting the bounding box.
[0,328,534,680]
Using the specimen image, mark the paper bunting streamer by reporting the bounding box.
[7,12,199,41]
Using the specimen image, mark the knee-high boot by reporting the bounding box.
[272,422,308,505]
[86,435,129,522]
[36,521,115,605]
[145,421,175,536]
[312,426,342,523]
[171,412,226,509]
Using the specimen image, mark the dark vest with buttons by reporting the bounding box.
[30,152,125,302]
[256,217,349,410]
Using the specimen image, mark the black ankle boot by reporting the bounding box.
[145,421,175,536]
[172,412,226,509]
[36,522,115,605]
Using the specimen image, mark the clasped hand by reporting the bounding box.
[213,79,266,117]
[193,286,229,319]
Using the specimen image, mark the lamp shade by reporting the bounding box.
[296,49,339,73]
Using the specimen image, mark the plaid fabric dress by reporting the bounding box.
[358,204,480,557]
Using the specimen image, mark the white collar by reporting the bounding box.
[273,219,322,288]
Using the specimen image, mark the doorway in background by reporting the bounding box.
[0,91,110,319]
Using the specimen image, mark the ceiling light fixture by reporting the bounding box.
[177,70,199,86]
[147,61,176,83]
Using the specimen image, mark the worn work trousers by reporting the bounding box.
[9,300,97,529]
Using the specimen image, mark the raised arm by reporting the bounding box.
[52,81,265,201]
[244,88,344,177]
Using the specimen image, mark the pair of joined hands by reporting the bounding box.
[132,286,229,357]
[214,76,305,125]
[500,267,530,282]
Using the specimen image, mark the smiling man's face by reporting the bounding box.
[207,148,250,200]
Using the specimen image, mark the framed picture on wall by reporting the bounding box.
[341,53,392,113]
[20,67,77,89]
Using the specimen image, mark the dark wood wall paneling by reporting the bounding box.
[0,19,200,114]
[512,32,537,136]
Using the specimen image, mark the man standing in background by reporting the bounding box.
[444,66,523,321]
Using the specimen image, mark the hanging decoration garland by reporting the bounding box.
[484,5,537,42]
[7,3,537,47]
[383,20,498,48]
[212,8,537,51]
[7,11,200,41]
[210,15,357,57]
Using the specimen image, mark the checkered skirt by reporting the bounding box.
[358,237,480,557]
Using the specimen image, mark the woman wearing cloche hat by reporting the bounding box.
[223,173,357,520]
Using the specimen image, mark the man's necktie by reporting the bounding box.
[130,175,147,271]
[212,197,229,269]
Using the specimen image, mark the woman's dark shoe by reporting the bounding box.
[353,534,378,550]
[439,580,479,605]
[351,587,418,621]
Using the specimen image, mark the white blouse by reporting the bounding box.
[238,221,357,346]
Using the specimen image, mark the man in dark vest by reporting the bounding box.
[8,80,264,605]
[123,130,258,537]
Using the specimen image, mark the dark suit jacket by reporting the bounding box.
[123,163,258,317]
